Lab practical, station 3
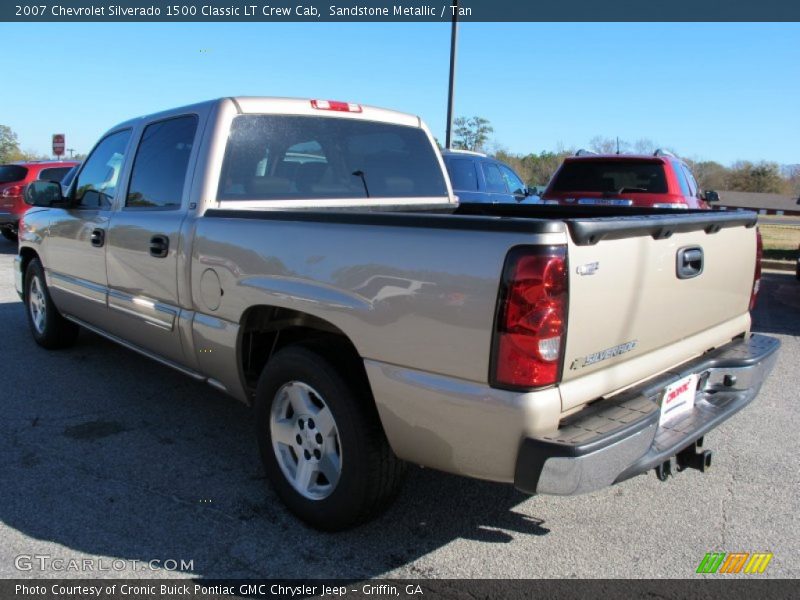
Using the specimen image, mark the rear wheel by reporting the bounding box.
[254,345,406,530]
[24,259,79,349]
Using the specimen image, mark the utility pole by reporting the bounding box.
[444,0,459,149]
[67,148,75,159]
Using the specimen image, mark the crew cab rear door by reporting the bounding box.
[104,114,200,364]
[558,213,758,411]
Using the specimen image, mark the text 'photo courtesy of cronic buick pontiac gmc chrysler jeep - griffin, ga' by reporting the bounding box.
[17,97,779,530]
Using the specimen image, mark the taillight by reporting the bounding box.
[491,246,568,389]
[750,229,763,311]
[310,99,362,113]
[2,185,24,198]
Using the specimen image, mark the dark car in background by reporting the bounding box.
[541,150,715,209]
[0,160,79,241]
[441,149,538,204]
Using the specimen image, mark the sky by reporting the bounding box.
[1,22,798,165]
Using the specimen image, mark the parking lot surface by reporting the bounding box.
[1,238,798,579]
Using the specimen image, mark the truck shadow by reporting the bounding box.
[751,271,800,337]
[0,300,548,580]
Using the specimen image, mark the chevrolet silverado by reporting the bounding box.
[16,97,779,530]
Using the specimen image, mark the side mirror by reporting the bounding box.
[24,180,63,207]
[703,190,719,203]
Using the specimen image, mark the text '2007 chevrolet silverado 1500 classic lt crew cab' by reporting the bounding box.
[17,97,779,530]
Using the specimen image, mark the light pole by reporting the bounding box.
[444,0,458,149]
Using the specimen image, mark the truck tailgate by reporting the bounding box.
[559,212,758,411]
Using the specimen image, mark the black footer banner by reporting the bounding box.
[1,579,796,600]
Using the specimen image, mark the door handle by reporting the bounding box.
[676,246,703,279]
[90,228,105,248]
[149,235,169,258]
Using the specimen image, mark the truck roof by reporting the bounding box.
[109,96,423,132]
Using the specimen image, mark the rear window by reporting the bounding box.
[551,160,668,194]
[218,115,447,201]
[0,165,28,184]
[444,158,478,191]
[38,167,72,183]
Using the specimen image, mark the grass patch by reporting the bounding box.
[759,224,800,253]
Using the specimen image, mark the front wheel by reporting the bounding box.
[24,259,79,349]
[254,345,406,530]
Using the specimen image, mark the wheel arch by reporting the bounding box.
[18,246,41,286]
[238,305,373,403]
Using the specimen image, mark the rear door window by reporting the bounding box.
[550,160,668,193]
[445,158,478,191]
[38,167,71,182]
[482,162,508,193]
[681,164,699,197]
[218,115,447,200]
[126,115,198,209]
[0,165,28,183]
[499,165,526,195]
[671,160,691,196]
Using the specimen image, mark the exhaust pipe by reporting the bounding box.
[655,459,672,481]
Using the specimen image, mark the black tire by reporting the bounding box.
[1,228,17,242]
[254,345,406,531]
[24,258,79,349]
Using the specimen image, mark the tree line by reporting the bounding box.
[3,120,797,197]
[0,125,86,163]
[451,118,800,197]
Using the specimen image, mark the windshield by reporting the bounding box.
[0,165,28,184]
[218,115,447,201]
[551,160,668,194]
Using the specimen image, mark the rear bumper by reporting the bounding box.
[514,333,780,495]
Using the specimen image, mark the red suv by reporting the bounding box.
[541,150,714,209]
[0,160,79,241]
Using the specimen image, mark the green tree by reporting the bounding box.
[685,159,729,191]
[726,161,785,194]
[453,116,493,152]
[0,125,21,163]
[490,148,573,188]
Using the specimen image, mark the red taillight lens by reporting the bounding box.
[750,229,763,311]
[491,246,568,389]
[2,185,24,198]
[310,99,362,113]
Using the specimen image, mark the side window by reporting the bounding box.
[499,165,526,195]
[127,116,198,208]
[74,130,131,208]
[672,160,691,197]
[38,167,71,183]
[482,162,508,193]
[682,165,699,197]
[445,158,478,191]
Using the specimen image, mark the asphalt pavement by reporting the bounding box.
[0,238,798,579]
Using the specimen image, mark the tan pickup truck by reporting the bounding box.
[16,97,779,530]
